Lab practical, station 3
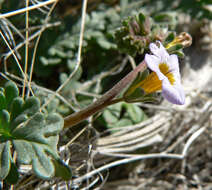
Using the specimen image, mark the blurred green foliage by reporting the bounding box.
[143,0,212,20]
[177,0,212,20]
[100,102,148,129]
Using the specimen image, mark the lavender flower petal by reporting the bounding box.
[162,78,185,105]
[168,54,179,72]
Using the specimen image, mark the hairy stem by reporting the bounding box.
[64,60,147,128]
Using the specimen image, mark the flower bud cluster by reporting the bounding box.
[115,12,192,57]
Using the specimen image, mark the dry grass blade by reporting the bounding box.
[0,0,58,19]
[22,0,30,98]
[31,0,51,13]
[0,18,22,60]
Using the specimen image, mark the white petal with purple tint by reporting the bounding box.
[144,41,185,105]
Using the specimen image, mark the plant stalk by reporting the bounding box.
[64,60,147,128]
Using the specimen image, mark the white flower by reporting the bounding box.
[141,41,185,105]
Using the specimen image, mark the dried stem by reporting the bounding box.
[0,0,58,19]
[22,0,29,98]
[73,152,183,184]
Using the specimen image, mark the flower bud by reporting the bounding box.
[166,32,192,49]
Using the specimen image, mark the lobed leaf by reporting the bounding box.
[0,82,71,182]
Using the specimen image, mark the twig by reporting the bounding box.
[0,30,26,80]
[81,176,99,190]
[72,153,183,185]
[0,19,22,60]
[0,0,58,19]
[128,55,136,69]
[64,126,88,148]
[182,127,205,157]
[22,0,30,98]
[31,0,50,14]
[3,22,60,60]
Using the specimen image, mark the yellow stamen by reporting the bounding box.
[138,63,175,93]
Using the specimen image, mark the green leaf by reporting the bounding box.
[60,73,82,93]
[124,103,145,123]
[174,50,185,58]
[97,37,113,49]
[4,81,19,111]
[47,98,59,113]
[124,88,145,103]
[10,97,40,132]
[167,44,183,54]
[108,118,132,129]
[164,32,175,45]
[124,69,149,98]
[5,162,19,184]
[125,93,159,103]
[0,141,11,180]
[40,56,61,66]
[0,110,10,136]
[154,13,174,22]
[0,92,6,110]
[138,12,146,23]
[11,112,64,179]
[67,59,82,81]
[10,97,24,121]
[102,102,148,130]
[0,82,69,182]
[12,140,34,164]
[22,97,40,116]
[32,144,55,179]
[53,159,72,180]
[103,103,122,124]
